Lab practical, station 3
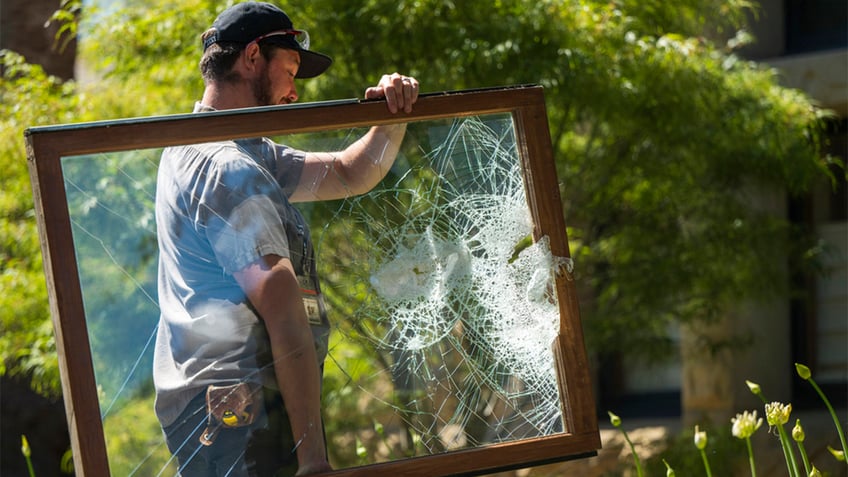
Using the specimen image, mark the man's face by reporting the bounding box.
[252,47,301,106]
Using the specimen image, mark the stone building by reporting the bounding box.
[603,0,847,430]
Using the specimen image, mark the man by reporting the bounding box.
[152,2,419,475]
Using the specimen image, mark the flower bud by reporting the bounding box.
[792,419,805,442]
[694,425,708,450]
[746,380,762,396]
[795,363,811,380]
[828,445,846,462]
[21,435,31,458]
[663,458,675,477]
[608,411,622,428]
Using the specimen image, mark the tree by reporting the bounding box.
[288,0,833,358]
[72,0,834,360]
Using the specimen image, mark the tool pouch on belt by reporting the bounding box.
[199,382,262,446]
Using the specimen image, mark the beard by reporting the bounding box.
[251,67,275,106]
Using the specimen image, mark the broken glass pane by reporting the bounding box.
[60,113,563,475]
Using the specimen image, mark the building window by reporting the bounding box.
[790,118,847,409]
[785,0,848,54]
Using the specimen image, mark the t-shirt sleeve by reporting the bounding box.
[257,138,306,197]
[201,156,293,275]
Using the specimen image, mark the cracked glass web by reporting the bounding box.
[61,113,565,475]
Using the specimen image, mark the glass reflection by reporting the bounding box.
[61,114,563,475]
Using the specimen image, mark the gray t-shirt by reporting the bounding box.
[153,116,329,426]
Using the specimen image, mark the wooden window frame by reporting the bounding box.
[25,85,600,476]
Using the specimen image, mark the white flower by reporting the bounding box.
[765,402,792,426]
[731,410,763,439]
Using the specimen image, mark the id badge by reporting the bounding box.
[298,276,323,326]
[303,295,322,325]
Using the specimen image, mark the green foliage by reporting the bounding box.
[645,423,747,476]
[46,0,83,54]
[608,0,756,38]
[273,0,833,358]
[560,26,831,356]
[78,0,207,114]
[102,393,177,475]
[0,51,75,396]
[0,0,207,395]
[1,0,835,453]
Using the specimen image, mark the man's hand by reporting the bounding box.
[364,72,420,114]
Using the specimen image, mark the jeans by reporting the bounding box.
[163,388,299,477]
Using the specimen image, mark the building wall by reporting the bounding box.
[729,0,847,412]
[618,0,847,422]
[740,0,787,60]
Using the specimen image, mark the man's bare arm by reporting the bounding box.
[291,123,408,202]
[233,255,331,475]
[290,73,419,202]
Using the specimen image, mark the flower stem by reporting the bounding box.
[808,377,848,463]
[621,430,645,477]
[745,437,757,477]
[21,435,35,477]
[777,424,801,477]
[699,448,713,477]
[797,440,812,476]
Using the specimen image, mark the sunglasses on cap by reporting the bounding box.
[250,29,310,51]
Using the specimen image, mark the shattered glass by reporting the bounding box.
[60,113,565,475]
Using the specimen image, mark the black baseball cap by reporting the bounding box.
[202,2,332,78]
